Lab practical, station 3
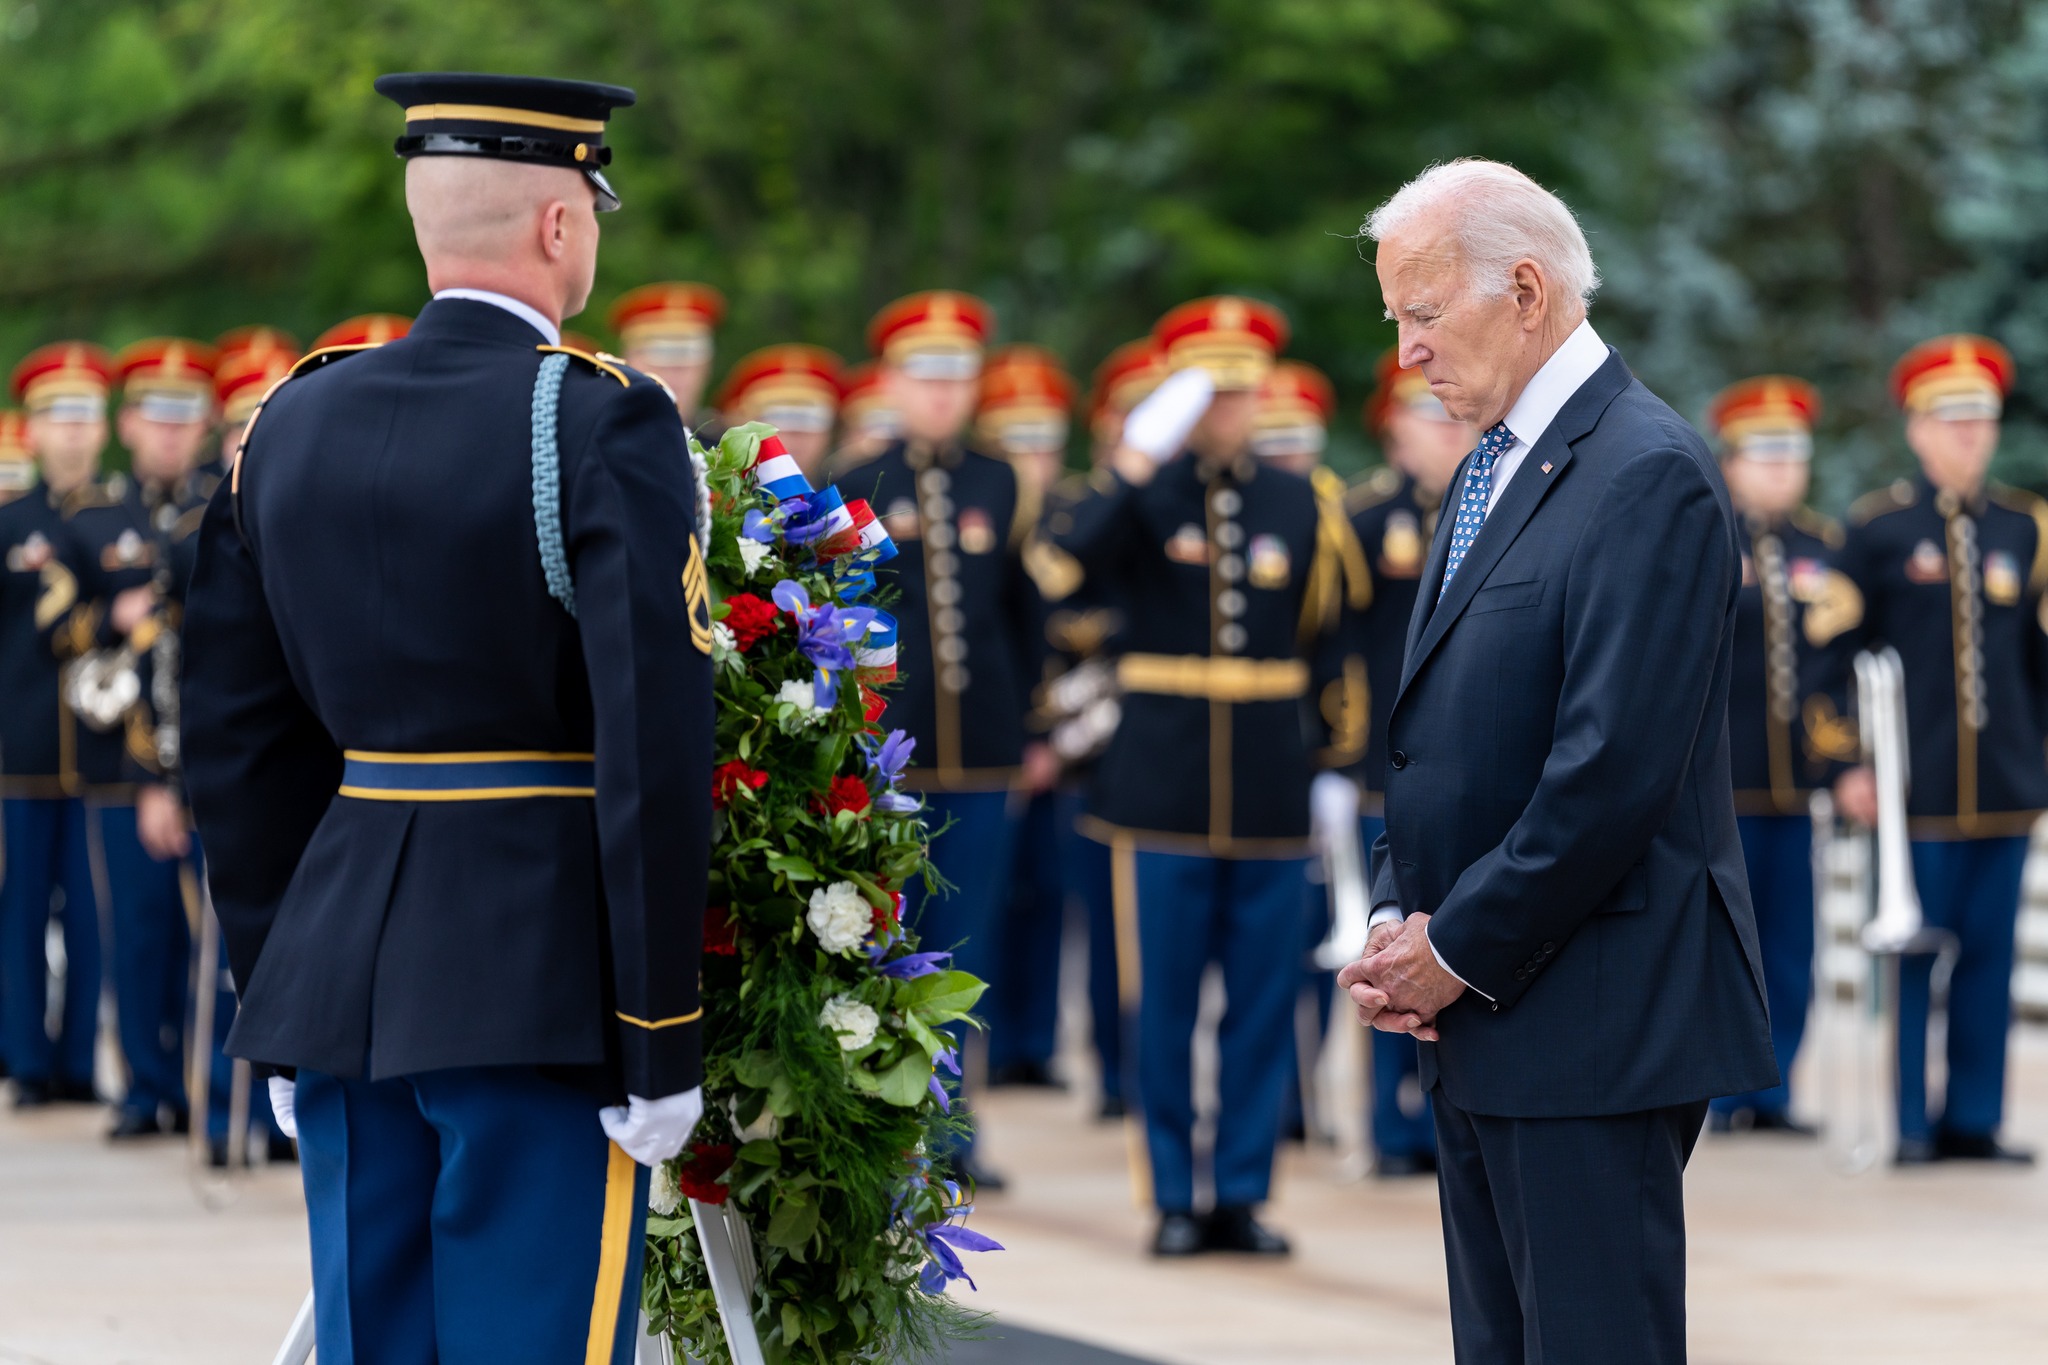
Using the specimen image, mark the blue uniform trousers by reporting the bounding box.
[1130,849,1306,1213]
[93,801,189,1120]
[988,791,1064,1073]
[911,789,1020,1153]
[295,1066,648,1365]
[1898,836,2029,1142]
[1711,815,1815,1120]
[0,797,101,1087]
[1359,814,1435,1161]
[185,840,284,1145]
[1057,791,1123,1103]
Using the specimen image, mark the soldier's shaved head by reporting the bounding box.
[405,157,601,325]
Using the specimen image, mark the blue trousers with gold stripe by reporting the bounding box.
[0,796,100,1088]
[1712,815,1814,1121]
[1898,836,2029,1143]
[988,791,1064,1074]
[296,1066,648,1365]
[1129,848,1307,1213]
[95,801,189,1121]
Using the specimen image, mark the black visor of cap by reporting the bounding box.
[374,71,636,210]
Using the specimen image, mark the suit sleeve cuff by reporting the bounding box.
[1425,922,1494,1002]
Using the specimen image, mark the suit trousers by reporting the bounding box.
[1898,836,2028,1141]
[1131,849,1307,1212]
[1434,1090,1708,1365]
[0,797,101,1087]
[295,1065,648,1365]
[1711,815,1814,1119]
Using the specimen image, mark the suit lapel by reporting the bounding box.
[1396,351,1632,702]
[1404,455,1466,666]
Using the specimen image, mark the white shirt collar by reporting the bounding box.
[431,288,561,346]
[1500,318,1608,451]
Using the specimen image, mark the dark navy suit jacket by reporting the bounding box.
[182,298,713,1101]
[1372,348,1776,1118]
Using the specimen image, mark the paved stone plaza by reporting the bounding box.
[2,1024,2043,1364]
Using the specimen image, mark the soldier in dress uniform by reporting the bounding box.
[1051,297,1367,1257]
[312,313,411,353]
[1703,376,1857,1135]
[0,345,112,1109]
[181,73,712,1357]
[840,290,1051,1186]
[1250,360,1334,476]
[833,359,902,472]
[0,409,33,506]
[716,342,842,483]
[1828,335,2043,1166]
[608,280,726,437]
[976,345,1076,1090]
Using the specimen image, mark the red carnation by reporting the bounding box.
[712,760,769,808]
[872,890,903,937]
[677,1142,736,1205]
[721,593,780,651]
[704,904,739,957]
[816,775,871,818]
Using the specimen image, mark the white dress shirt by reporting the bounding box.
[1369,318,1611,998]
[432,288,561,346]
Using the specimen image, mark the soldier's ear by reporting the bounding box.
[539,199,572,263]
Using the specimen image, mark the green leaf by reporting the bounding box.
[645,1216,690,1238]
[897,969,987,1021]
[765,1189,821,1249]
[735,1050,782,1089]
[877,1050,933,1107]
[765,851,819,881]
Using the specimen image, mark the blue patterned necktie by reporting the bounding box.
[1437,422,1516,602]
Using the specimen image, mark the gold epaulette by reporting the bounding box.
[233,343,382,494]
[1990,483,2048,594]
[538,343,631,388]
[1343,465,1404,516]
[1790,504,1845,550]
[1301,466,1373,642]
[1848,479,1916,527]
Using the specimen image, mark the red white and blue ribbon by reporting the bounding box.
[751,434,814,503]
[855,611,899,680]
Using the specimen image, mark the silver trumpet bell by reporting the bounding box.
[1853,647,1947,955]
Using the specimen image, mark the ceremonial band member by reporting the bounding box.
[610,279,726,436]
[717,342,842,483]
[0,409,32,506]
[0,345,112,1109]
[1250,359,1334,475]
[183,73,713,1360]
[834,360,902,471]
[1706,376,1855,1136]
[1342,161,1774,1363]
[844,291,1050,1187]
[1053,296,1364,1258]
[1829,335,2042,1166]
[1330,350,1478,1176]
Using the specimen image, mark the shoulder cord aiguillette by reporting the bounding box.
[531,351,577,618]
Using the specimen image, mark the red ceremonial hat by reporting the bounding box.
[1257,361,1334,427]
[1890,334,2014,419]
[1153,295,1287,391]
[976,345,1073,454]
[867,291,993,379]
[215,331,305,427]
[1364,346,1456,432]
[0,409,30,494]
[1090,339,1168,421]
[1707,376,1820,441]
[718,344,843,432]
[116,338,219,423]
[608,282,725,366]
[215,326,301,369]
[312,314,412,351]
[838,360,902,439]
[10,342,115,418]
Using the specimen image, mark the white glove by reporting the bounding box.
[267,1075,298,1140]
[1310,770,1360,845]
[1121,367,1215,462]
[599,1087,705,1167]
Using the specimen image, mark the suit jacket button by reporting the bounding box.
[1390,750,1408,770]
[1513,969,1527,981]
[1542,941,1555,953]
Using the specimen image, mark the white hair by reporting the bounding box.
[1364,159,1599,312]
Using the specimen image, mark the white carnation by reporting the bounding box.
[738,538,771,577]
[807,880,872,954]
[818,993,880,1051]
[712,622,737,655]
[776,679,829,724]
[650,1160,683,1216]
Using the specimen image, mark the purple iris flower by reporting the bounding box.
[876,950,952,981]
[917,1219,1004,1293]
[741,508,782,544]
[862,730,915,784]
[926,1046,961,1111]
[778,496,836,546]
[770,580,879,708]
[875,790,921,814]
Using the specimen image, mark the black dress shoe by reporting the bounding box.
[955,1156,1008,1193]
[267,1131,300,1164]
[107,1108,165,1140]
[49,1078,103,1105]
[1747,1109,1820,1138]
[1935,1130,2037,1165]
[1152,1212,1206,1257]
[1203,1205,1291,1256]
[1893,1137,1941,1166]
[1706,1107,1739,1134]
[1096,1094,1128,1121]
[12,1080,52,1109]
[988,1061,1066,1090]
[1375,1152,1432,1178]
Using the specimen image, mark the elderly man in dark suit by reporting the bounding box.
[1339,159,1776,1365]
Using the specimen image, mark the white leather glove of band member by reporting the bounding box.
[1310,770,1359,854]
[599,1087,705,1167]
[267,1075,298,1140]
[1120,367,1215,462]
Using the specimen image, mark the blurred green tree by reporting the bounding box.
[0,0,1697,472]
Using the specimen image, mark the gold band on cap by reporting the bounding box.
[405,104,606,134]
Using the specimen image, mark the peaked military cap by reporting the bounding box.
[374,71,637,211]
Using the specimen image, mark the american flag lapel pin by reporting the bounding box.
[1541,460,1553,474]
